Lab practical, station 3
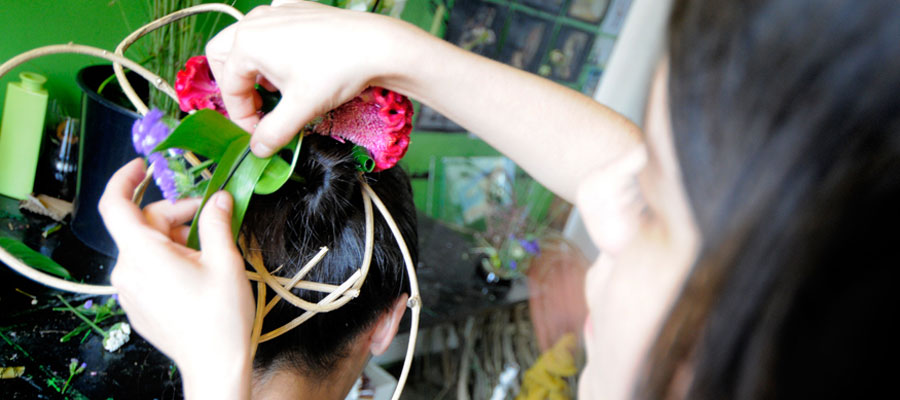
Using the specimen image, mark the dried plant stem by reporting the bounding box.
[0,44,174,105]
[249,280,266,361]
[362,181,422,400]
[262,247,331,315]
[244,238,360,314]
[114,3,243,180]
[0,246,116,294]
[113,3,244,115]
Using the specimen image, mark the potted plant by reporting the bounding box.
[71,0,205,256]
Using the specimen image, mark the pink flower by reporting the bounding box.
[313,87,414,172]
[175,56,227,117]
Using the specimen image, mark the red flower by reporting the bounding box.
[313,87,414,171]
[174,56,227,117]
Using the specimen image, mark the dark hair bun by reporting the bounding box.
[240,134,418,376]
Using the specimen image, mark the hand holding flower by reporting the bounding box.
[99,160,254,400]
[205,0,421,157]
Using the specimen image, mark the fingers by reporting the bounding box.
[207,25,262,133]
[250,94,311,157]
[205,24,235,83]
[218,56,263,132]
[197,192,243,268]
[100,159,151,242]
[143,198,202,236]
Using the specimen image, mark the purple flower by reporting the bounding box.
[149,153,179,202]
[111,294,118,302]
[509,260,518,270]
[131,108,171,156]
[83,299,93,309]
[519,239,540,256]
[80,362,87,369]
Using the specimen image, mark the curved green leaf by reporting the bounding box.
[186,136,250,249]
[152,110,247,161]
[0,237,71,279]
[255,135,303,195]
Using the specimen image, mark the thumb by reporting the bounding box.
[198,191,242,266]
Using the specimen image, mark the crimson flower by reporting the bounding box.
[313,87,413,172]
[175,56,227,116]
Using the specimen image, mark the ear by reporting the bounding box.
[369,293,408,356]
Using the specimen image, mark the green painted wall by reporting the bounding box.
[0,1,551,223]
[0,0,437,116]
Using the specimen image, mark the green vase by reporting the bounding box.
[0,72,49,200]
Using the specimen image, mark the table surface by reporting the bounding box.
[0,196,527,399]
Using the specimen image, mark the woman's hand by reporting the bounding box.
[99,159,254,399]
[206,0,420,157]
[208,0,642,203]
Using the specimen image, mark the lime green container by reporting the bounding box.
[0,72,49,199]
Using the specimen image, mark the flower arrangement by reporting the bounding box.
[0,4,422,400]
[473,173,558,281]
[136,54,414,203]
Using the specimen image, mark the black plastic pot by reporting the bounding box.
[72,65,162,257]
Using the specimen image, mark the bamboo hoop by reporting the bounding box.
[362,181,422,400]
[0,247,116,295]
[0,44,175,104]
[113,3,244,115]
[114,3,243,179]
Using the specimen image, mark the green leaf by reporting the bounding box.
[255,135,303,195]
[0,237,71,279]
[152,110,248,161]
[186,135,250,249]
[225,152,274,242]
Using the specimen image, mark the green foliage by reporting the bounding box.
[0,237,71,279]
[152,110,301,249]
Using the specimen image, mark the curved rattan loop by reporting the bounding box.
[113,3,244,115]
[0,44,176,107]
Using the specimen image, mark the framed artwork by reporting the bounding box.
[567,0,610,23]
[545,27,594,82]
[445,0,509,60]
[519,0,566,14]
[500,11,552,74]
[439,156,516,226]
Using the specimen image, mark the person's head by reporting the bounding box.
[577,0,900,399]
[240,135,417,398]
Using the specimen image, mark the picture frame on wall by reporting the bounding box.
[445,0,509,60]
[545,26,595,82]
[500,11,552,74]
[519,0,566,14]
[567,0,611,23]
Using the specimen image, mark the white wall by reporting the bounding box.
[563,0,674,261]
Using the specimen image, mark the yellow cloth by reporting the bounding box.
[516,333,579,400]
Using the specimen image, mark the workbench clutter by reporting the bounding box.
[0,3,420,400]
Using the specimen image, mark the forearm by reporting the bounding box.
[378,23,643,202]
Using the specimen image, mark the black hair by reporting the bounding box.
[241,135,417,377]
[639,0,900,398]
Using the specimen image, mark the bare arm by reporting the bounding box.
[207,1,642,202]
[382,29,641,201]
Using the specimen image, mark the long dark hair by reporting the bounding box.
[241,135,417,377]
[639,0,900,398]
